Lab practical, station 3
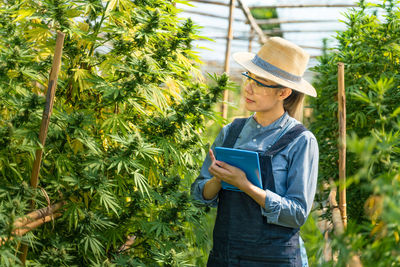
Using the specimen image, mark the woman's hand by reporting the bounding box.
[208,149,251,191]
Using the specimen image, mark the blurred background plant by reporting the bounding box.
[307,0,400,265]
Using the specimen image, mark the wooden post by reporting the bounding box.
[248,27,254,52]
[19,31,65,265]
[337,62,347,228]
[237,0,268,44]
[221,0,235,119]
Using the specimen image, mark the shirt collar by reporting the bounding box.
[250,111,290,130]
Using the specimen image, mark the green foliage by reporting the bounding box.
[319,102,400,266]
[310,0,400,265]
[310,0,400,223]
[300,212,325,266]
[250,7,281,34]
[0,0,234,265]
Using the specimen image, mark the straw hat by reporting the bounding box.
[233,37,317,97]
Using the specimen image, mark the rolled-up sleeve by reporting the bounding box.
[191,126,228,206]
[262,133,319,228]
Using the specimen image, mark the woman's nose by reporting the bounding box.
[245,82,253,94]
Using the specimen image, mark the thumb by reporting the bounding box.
[209,149,216,162]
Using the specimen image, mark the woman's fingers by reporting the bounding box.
[209,160,247,189]
[216,161,238,173]
[208,163,219,177]
[209,161,231,179]
[209,149,216,162]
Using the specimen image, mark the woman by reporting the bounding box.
[191,37,319,267]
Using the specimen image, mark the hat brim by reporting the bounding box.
[233,52,317,97]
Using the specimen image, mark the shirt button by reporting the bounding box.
[257,125,261,129]
[253,139,257,142]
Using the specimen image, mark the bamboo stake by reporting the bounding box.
[1,213,62,246]
[221,0,235,120]
[30,31,65,190]
[0,201,66,247]
[19,31,65,265]
[237,0,268,44]
[13,202,65,229]
[338,62,347,228]
[14,213,62,237]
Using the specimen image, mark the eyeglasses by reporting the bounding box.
[241,72,284,89]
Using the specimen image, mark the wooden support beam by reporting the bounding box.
[237,0,268,44]
[255,19,339,25]
[186,1,357,9]
[250,4,357,9]
[300,45,325,50]
[182,10,245,22]
[203,25,340,35]
[206,36,324,50]
[263,29,339,34]
[189,0,240,8]
[221,0,236,119]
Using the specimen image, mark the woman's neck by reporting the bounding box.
[254,108,285,127]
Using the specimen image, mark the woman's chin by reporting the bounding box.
[245,102,256,112]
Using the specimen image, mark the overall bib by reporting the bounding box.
[207,118,307,267]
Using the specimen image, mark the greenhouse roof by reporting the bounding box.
[177,0,383,81]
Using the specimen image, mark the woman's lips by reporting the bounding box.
[246,98,255,103]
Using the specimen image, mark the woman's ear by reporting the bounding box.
[278,88,292,100]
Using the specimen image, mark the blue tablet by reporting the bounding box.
[214,147,262,191]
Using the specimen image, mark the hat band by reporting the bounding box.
[251,55,302,83]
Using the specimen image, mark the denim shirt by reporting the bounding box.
[191,112,319,229]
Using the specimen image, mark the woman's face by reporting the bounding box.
[242,72,290,113]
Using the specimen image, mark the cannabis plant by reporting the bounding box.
[310,0,400,223]
[310,0,400,265]
[318,77,400,267]
[0,0,233,266]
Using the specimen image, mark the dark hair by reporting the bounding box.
[283,89,305,121]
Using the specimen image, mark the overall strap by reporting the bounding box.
[264,124,308,156]
[221,118,248,148]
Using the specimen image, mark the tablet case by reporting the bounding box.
[214,147,262,191]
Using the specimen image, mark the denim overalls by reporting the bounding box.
[207,118,307,267]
